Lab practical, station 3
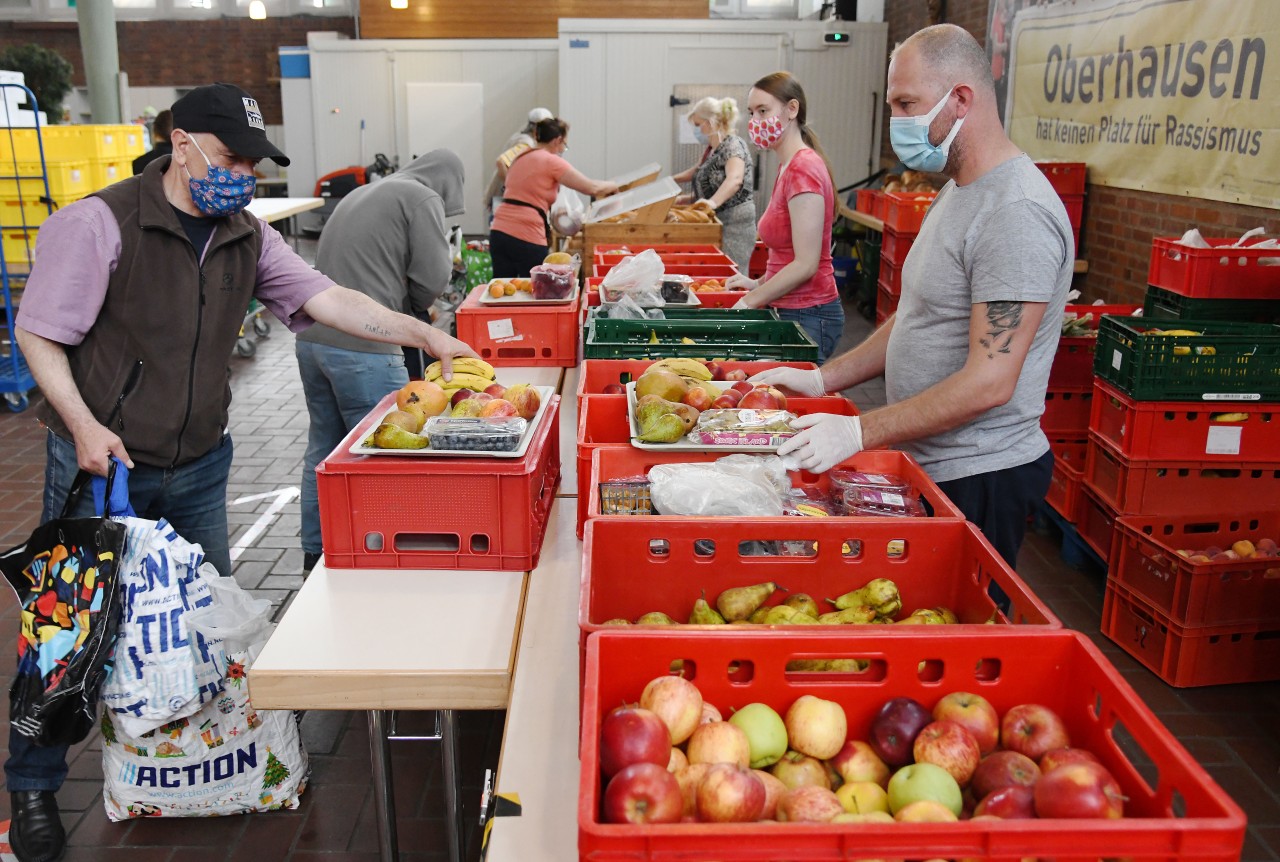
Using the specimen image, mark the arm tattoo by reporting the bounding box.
[979,301,1023,358]
[363,322,393,338]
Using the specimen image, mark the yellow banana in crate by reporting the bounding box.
[1211,412,1249,422]
[438,373,500,393]
[648,358,712,381]
[424,358,496,382]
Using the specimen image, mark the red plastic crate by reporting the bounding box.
[593,252,735,268]
[576,394,861,538]
[880,227,916,265]
[1045,438,1088,523]
[1050,303,1142,389]
[584,276,745,307]
[1103,578,1280,687]
[316,393,561,570]
[877,257,902,297]
[1091,378,1280,462]
[854,188,880,215]
[1112,510,1280,628]
[455,284,581,367]
[747,240,767,278]
[1078,483,1119,564]
[1036,160,1087,194]
[592,261,738,279]
[594,243,723,257]
[875,283,898,325]
[575,358,819,406]
[870,190,889,221]
[1084,432,1280,515]
[1148,236,1280,299]
[580,628,1246,860]
[881,191,936,233]
[1041,387,1093,436]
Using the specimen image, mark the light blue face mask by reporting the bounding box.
[890,86,964,173]
[692,124,710,147]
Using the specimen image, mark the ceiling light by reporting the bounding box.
[248,0,265,17]
[390,0,408,8]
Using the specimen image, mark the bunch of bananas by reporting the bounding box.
[647,358,712,380]
[1148,328,1216,356]
[424,357,498,393]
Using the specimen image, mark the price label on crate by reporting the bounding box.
[487,318,516,340]
[1205,426,1242,455]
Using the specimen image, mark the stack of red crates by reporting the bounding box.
[1035,161,1086,256]
[1041,303,1140,526]
[586,243,739,307]
[875,191,935,324]
[1085,237,1280,686]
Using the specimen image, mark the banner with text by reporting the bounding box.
[1006,0,1279,208]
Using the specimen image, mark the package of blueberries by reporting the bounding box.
[423,416,528,453]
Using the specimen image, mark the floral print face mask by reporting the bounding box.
[184,136,256,217]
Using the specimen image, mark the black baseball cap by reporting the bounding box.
[171,83,290,166]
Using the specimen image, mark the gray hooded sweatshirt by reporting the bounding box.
[300,148,465,353]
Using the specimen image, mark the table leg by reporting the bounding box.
[368,710,400,862]
[441,709,463,862]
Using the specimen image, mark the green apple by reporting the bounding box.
[886,762,963,816]
[729,703,789,769]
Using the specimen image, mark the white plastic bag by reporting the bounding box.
[648,455,790,517]
[550,186,586,236]
[600,249,665,305]
[99,520,223,738]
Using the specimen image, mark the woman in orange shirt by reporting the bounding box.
[488,118,618,278]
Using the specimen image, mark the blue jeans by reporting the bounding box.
[5,430,235,792]
[297,341,410,556]
[776,298,845,363]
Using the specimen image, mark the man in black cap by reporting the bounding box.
[8,83,478,862]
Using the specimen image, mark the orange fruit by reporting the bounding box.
[488,282,505,298]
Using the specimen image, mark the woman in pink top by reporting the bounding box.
[727,72,844,361]
[488,117,618,277]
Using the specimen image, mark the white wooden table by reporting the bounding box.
[245,196,323,249]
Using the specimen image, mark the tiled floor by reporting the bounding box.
[0,255,1277,861]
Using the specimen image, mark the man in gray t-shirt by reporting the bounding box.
[751,24,1072,570]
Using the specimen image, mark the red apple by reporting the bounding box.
[974,784,1036,819]
[682,386,713,411]
[705,361,726,381]
[933,691,1000,755]
[829,739,890,788]
[738,386,784,410]
[695,763,766,823]
[1038,747,1101,775]
[673,762,713,817]
[725,369,749,382]
[483,382,507,398]
[699,701,723,725]
[731,379,755,395]
[1034,761,1125,819]
[640,675,703,746]
[686,720,751,768]
[449,388,476,406]
[667,747,688,773]
[894,799,960,822]
[784,694,847,760]
[914,720,981,787]
[502,383,542,420]
[869,696,934,767]
[1001,704,1071,763]
[469,391,494,404]
[603,762,684,824]
[602,383,627,395]
[971,750,1041,800]
[478,398,519,418]
[711,393,739,409]
[769,750,830,790]
[599,706,671,778]
[752,769,788,820]
[776,785,844,823]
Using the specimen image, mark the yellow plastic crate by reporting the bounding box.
[116,124,147,157]
[1,228,39,267]
[0,127,85,162]
[0,195,76,229]
[0,159,91,199]
[88,158,126,191]
[73,125,124,159]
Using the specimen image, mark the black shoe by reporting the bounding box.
[303,552,321,573]
[9,791,66,862]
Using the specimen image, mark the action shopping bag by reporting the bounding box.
[0,464,128,747]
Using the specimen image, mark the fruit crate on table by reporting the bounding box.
[584,276,744,308]
[579,628,1245,861]
[1111,510,1280,628]
[1050,303,1143,389]
[316,392,561,571]
[574,394,859,539]
[1094,316,1280,401]
[1084,432,1280,516]
[581,307,778,342]
[581,220,722,264]
[1102,578,1280,687]
[593,243,725,259]
[455,283,581,367]
[575,359,818,406]
[1148,236,1280,300]
[1041,387,1093,436]
[1090,377,1280,462]
[592,261,738,279]
[1044,438,1088,524]
[1142,284,1280,325]
[584,317,819,361]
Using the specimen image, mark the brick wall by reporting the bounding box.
[883,0,1276,303]
[0,16,354,124]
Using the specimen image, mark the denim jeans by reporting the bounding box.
[5,429,235,792]
[296,341,410,556]
[775,298,846,363]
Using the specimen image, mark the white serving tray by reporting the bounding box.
[476,279,580,306]
[626,381,797,453]
[349,385,555,458]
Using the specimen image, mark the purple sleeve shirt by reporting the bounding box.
[15,197,334,346]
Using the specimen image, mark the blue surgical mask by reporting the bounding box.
[184,136,257,216]
[692,125,710,147]
[890,87,964,173]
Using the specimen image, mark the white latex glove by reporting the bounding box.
[724,273,758,292]
[748,366,825,397]
[732,297,752,310]
[776,413,863,473]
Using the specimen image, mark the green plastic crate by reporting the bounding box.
[462,248,493,289]
[1093,316,1280,400]
[582,305,779,346]
[1143,285,1280,325]
[584,317,819,361]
